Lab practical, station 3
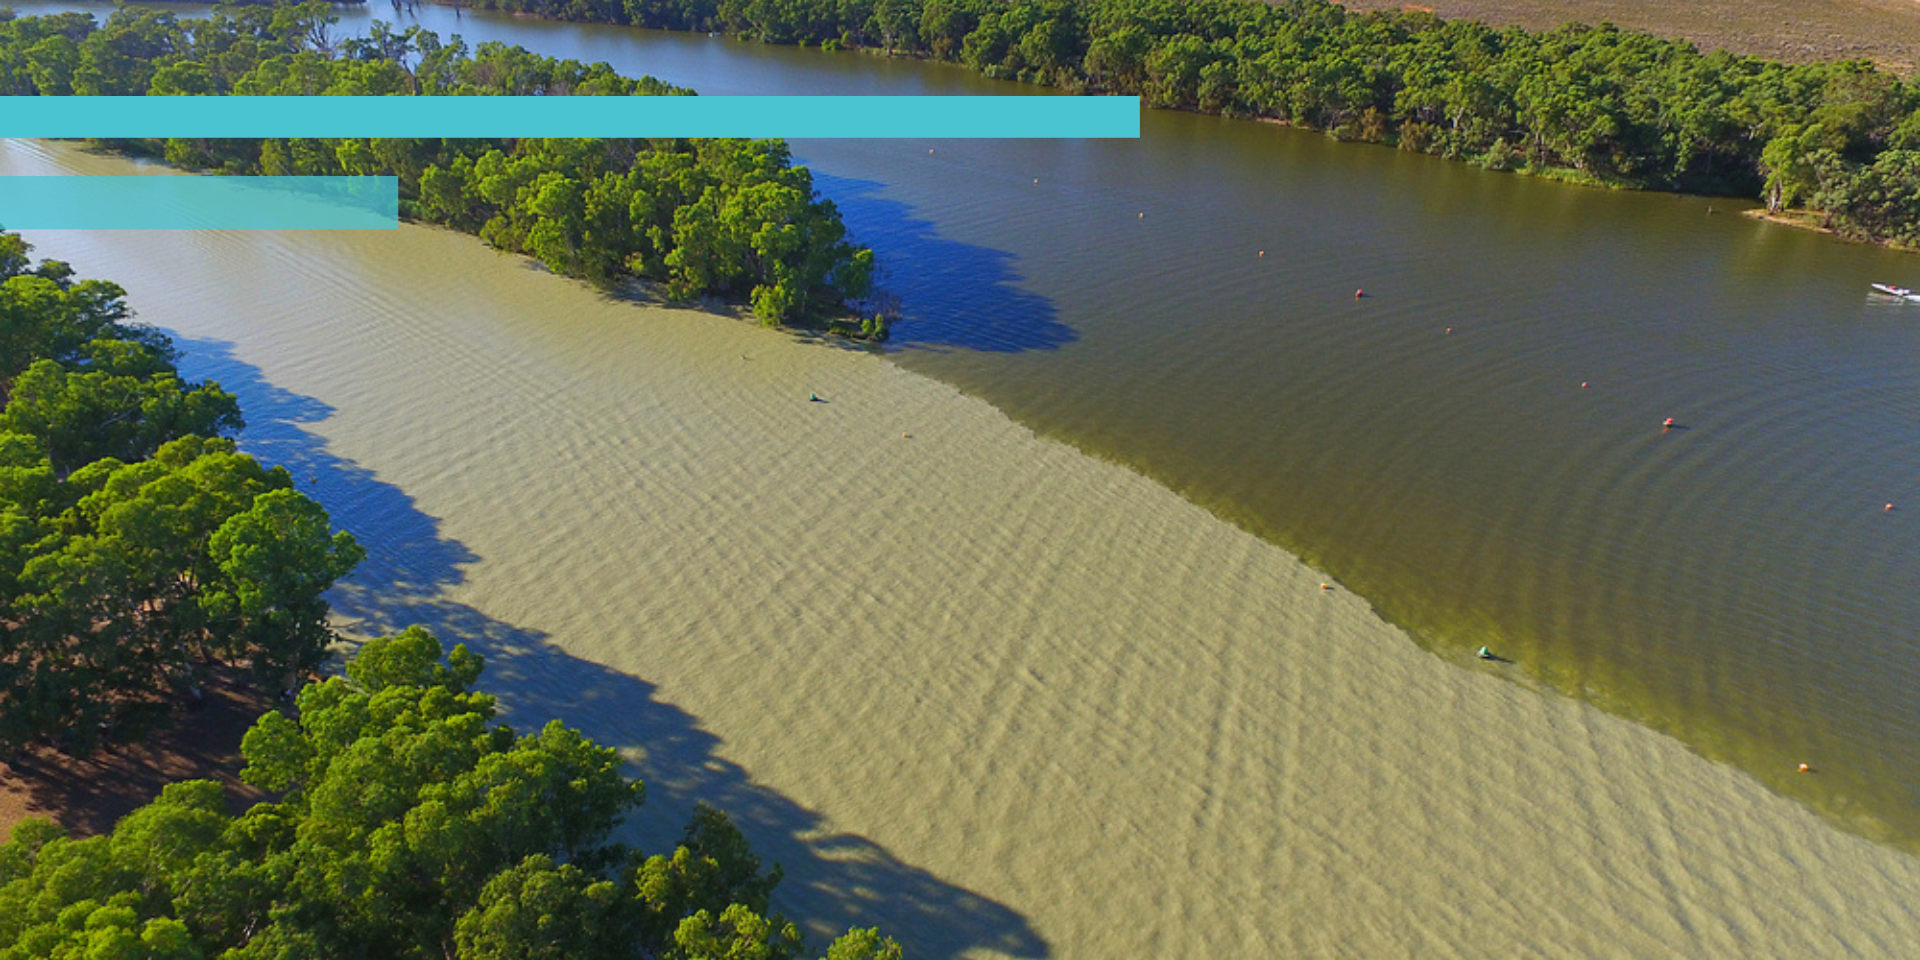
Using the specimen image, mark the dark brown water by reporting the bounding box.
[14,1,1920,845]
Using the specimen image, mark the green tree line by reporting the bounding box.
[0,626,905,960]
[455,0,1920,247]
[0,232,364,755]
[0,5,888,336]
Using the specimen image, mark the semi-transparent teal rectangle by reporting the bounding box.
[0,95,1140,138]
[0,176,398,229]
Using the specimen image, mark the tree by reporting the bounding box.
[454,855,630,960]
[1,632,906,960]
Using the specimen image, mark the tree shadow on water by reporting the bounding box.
[809,172,1076,354]
[173,337,1050,960]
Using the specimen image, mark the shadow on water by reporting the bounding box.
[810,172,1076,353]
[174,337,1050,960]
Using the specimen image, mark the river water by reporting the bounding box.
[10,1,1920,849]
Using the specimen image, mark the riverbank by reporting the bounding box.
[9,137,1920,958]
[1745,206,1920,253]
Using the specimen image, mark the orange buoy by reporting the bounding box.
[1139,212,1145,219]
[1581,381,1588,388]
[1319,583,1331,590]
[1258,250,1265,257]
[1663,417,1675,429]
[1887,503,1895,512]
[1798,762,1811,773]
[1355,288,1364,299]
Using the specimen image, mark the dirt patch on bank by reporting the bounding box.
[1336,0,1920,75]
[0,677,276,843]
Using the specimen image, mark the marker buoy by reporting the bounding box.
[1798,762,1811,773]
[928,149,934,155]
[1446,327,1453,334]
[1258,250,1265,257]
[1139,212,1145,219]
[1355,288,1364,300]
[1887,503,1895,512]
[1663,417,1675,429]
[1581,381,1588,388]
[1319,583,1331,591]
[1033,178,1039,184]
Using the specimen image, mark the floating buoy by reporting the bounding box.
[1139,212,1145,219]
[809,393,822,402]
[1033,178,1040,184]
[1798,762,1812,773]
[1319,583,1331,591]
[1581,381,1588,388]
[1887,502,1895,512]
[1446,327,1453,334]
[1355,288,1364,299]
[903,432,911,438]
[1663,417,1675,429]
[1258,250,1265,257]
[928,149,934,155]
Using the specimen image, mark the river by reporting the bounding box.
[8,0,1920,918]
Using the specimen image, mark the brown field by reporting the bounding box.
[0,677,274,842]
[1336,0,1920,74]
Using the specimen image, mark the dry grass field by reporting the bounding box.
[1336,0,1920,74]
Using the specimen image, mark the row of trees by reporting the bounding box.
[0,626,904,960]
[458,0,1920,247]
[0,5,887,334]
[0,232,364,755]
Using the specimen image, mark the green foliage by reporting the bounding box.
[474,0,1920,243]
[0,633,905,960]
[454,855,629,960]
[0,8,881,333]
[2,355,243,475]
[0,234,359,755]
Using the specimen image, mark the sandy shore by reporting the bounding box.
[6,138,1920,958]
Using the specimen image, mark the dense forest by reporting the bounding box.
[453,0,1920,247]
[0,232,363,755]
[0,235,905,957]
[0,5,888,337]
[0,626,904,960]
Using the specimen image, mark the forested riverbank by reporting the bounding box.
[0,4,890,336]
[452,0,1920,248]
[0,227,905,957]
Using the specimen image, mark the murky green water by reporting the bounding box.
[13,0,1920,845]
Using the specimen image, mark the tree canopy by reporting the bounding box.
[0,234,362,755]
[0,627,906,960]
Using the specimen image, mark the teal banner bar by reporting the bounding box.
[0,96,1141,138]
[0,176,399,230]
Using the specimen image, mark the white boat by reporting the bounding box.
[1870,282,1920,301]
